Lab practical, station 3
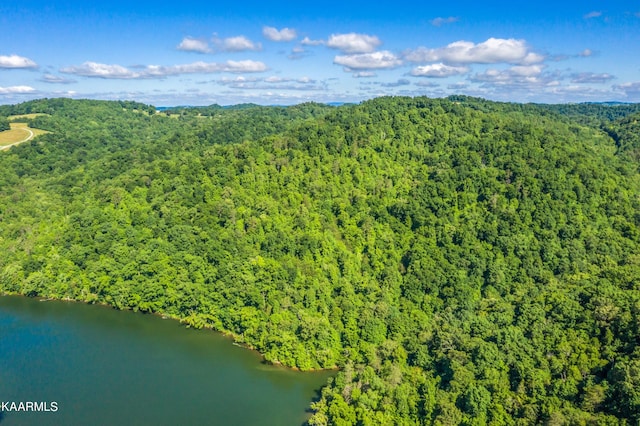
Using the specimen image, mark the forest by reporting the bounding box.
[0,96,639,425]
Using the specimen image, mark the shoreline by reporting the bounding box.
[0,291,339,373]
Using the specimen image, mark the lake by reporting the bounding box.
[0,296,333,425]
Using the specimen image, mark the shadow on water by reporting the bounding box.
[299,378,332,426]
[0,410,5,423]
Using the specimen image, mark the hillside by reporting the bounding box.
[1,96,639,424]
[605,112,640,163]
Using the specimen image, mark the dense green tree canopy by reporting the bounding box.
[0,96,639,424]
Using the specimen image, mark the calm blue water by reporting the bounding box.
[0,296,332,426]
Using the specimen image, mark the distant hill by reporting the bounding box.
[534,102,640,126]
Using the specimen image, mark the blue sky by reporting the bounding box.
[1,1,639,106]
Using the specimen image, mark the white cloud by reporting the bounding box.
[288,46,310,60]
[614,82,640,98]
[217,75,325,91]
[411,63,469,77]
[334,51,402,70]
[0,85,36,94]
[264,76,285,83]
[61,60,268,79]
[223,36,261,51]
[405,38,543,65]
[0,54,38,69]
[520,52,545,65]
[470,65,559,91]
[177,35,261,53]
[289,38,323,59]
[431,17,458,26]
[584,11,602,19]
[448,82,468,90]
[415,81,439,88]
[41,73,76,84]
[301,37,324,46]
[380,78,411,87]
[551,49,596,61]
[471,69,518,83]
[214,36,261,52]
[509,64,545,76]
[571,72,615,84]
[167,60,268,74]
[263,26,297,42]
[353,71,376,78]
[541,85,615,102]
[61,62,138,78]
[216,76,260,88]
[177,37,211,53]
[327,33,381,53]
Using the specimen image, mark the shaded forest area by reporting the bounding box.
[1,97,639,425]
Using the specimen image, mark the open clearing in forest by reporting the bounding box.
[0,122,49,150]
[8,113,49,120]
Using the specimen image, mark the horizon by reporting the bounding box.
[4,96,638,110]
[1,1,639,106]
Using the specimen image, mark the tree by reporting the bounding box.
[0,116,10,131]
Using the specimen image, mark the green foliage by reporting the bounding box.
[537,102,640,126]
[604,112,640,164]
[1,96,639,424]
[0,116,9,131]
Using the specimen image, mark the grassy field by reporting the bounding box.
[0,122,49,148]
[8,113,49,120]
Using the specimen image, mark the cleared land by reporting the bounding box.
[8,113,49,120]
[0,122,49,150]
